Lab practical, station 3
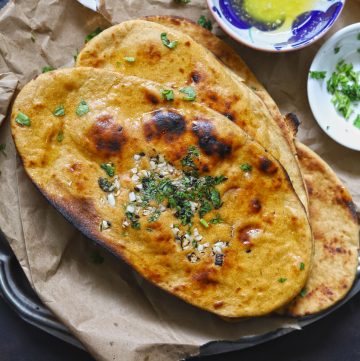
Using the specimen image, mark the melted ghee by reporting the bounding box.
[242,0,316,29]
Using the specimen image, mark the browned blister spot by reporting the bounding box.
[335,192,358,223]
[87,113,126,154]
[223,112,235,121]
[237,225,261,249]
[143,110,186,142]
[192,268,218,286]
[192,120,232,158]
[214,301,224,309]
[185,41,191,47]
[250,198,262,213]
[143,89,160,105]
[190,71,201,83]
[258,156,278,175]
[138,44,162,64]
[284,112,301,136]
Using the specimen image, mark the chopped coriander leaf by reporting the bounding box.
[309,70,327,79]
[15,112,31,126]
[90,250,104,264]
[331,91,352,119]
[200,218,209,228]
[148,210,161,222]
[125,211,141,229]
[53,105,65,117]
[199,200,212,218]
[300,288,308,297]
[198,15,212,31]
[357,33,360,41]
[57,130,64,143]
[209,214,223,224]
[124,56,135,62]
[240,163,252,172]
[73,50,79,62]
[299,262,305,271]
[76,100,89,116]
[0,144,6,156]
[179,86,196,101]
[42,66,55,73]
[278,277,287,283]
[100,162,115,177]
[98,177,113,192]
[84,27,103,43]
[175,0,191,3]
[354,115,360,129]
[161,32,178,49]
[334,46,340,54]
[161,89,174,101]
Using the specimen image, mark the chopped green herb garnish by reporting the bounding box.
[278,277,287,283]
[124,56,135,62]
[15,112,31,126]
[148,210,161,223]
[354,115,360,129]
[300,288,308,297]
[179,86,196,101]
[53,105,65,117]
[161,32,178,49]
[334,46,340,54]
[309,70,327,79]
[85,27,103,43]
[73,49,79,62]
[175,0,191,3]
[42,66,55,73]
[76,100,89,116]
[357,33,360,41]
[240,163,252,172]
[101,163,115,177]
[161,89,174,101]
[98,177,113,192]
[198,15,212,31]
[90,250,104,264]
[200,218,209,228]
[0,144,6,156]
[209,214,223,224]
[57,130,64,143]
[125,211,141,229]
[299,262,305,271]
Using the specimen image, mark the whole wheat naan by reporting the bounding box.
[11,67,312,318]
[145,16,359,315]
[76,20,308,211]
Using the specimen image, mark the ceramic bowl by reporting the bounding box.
[207,0,346,52]
[308,22,360,151]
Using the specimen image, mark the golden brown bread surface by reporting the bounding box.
[76,19,308,211]
[284,142,359,316]
[11,67,312,317]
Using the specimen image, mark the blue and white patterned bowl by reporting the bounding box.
[207,0,346,52]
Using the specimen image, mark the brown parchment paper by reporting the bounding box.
[0,0,359,360]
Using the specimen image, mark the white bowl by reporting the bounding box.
[308,23,360,151]
[207,0,346,52]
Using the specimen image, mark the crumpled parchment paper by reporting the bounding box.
[0,0,359,360]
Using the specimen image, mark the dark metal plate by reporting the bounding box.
[1,229,360,359]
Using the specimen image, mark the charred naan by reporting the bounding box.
[145,16,359,315]
[285,142,359,316]
[76,20,308,211]
[11,68,312,317]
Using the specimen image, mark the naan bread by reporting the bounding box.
[11,67,312,317]
[285,142,359,316]
[76,20,308,211]
[145,16,359,315]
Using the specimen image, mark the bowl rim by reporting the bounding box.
[307,21,360,151]
[206,0,347,53]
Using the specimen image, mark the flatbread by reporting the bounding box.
[11,67,312,318]
[76,19,308,211]
[144,16,359,315]
[284,142,359,316]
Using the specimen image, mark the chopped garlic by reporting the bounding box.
[107,193,116,207]
[129,192,136,202]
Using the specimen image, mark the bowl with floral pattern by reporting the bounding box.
[207,0,346,52]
